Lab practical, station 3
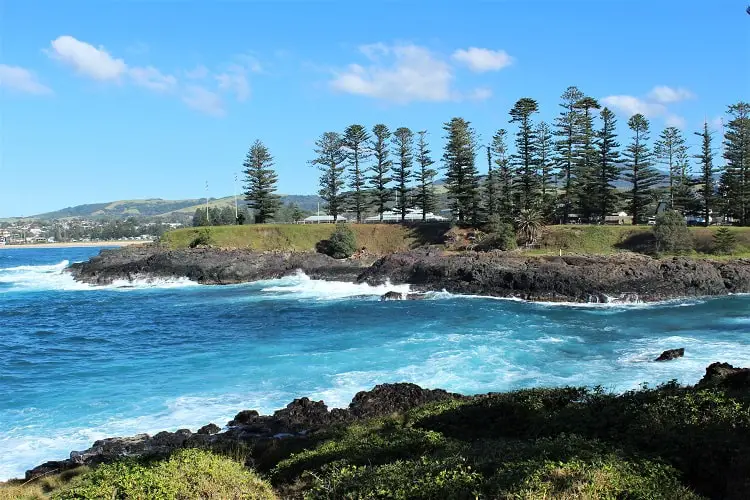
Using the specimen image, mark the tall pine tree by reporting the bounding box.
[443,117,480,224]
[415,131,437,221]
[483,145,499,218]
[722,102,750,225]
[654,126,689,210]
[509,98,539,210]
[573,96,601,219]
[534,121,555,212]
[594,108,622,218]
[695,121,716,227]
[392,127,414,221]
[343,124,371,223]
[623,114,660,224]
[554,86,584,222]
[369,124,393,221]
[492,129,514,220]
[310,132,347,222]
[243,139,281,224]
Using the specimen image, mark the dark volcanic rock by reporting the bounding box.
[698,362,750,389]
[381,291,403,300]
[348,383,465,419]
[197,423,221,435]
[357,250,750,302]
[24,382,464,480]
[655,348,685,362]
[67,245,368,286]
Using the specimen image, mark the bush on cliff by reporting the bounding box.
[478,216,518,251]
[653,211,693,254]
[52,449,276,499]
[188,227,214,248]
[712,226,738,255]
[316,223,357,259]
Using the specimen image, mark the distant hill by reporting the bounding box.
[30,195,324,220]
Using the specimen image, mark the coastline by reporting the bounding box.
[0,240,147,250]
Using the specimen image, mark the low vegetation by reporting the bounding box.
[316,223,358,259]
[4,378,748,499]
[161,223,449,254]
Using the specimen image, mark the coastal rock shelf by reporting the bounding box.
[68,245,750,303]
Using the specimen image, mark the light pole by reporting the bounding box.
[234,173,239,223]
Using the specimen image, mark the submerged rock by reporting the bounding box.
[381,291,404,300]
[655,348,685,362]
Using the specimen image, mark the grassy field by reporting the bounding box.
[160,222,750,257]
[535,224,750,256]
[161,223,450,253]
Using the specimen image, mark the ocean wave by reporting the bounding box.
[257,271,411,300]
[0,261,198,293]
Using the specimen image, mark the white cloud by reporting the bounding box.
[648,85,695,104]
[182,85,225,117]
[47,35,126,81]
[0,64,52,95]
[665,114,686,128]
[129,66,176,92]
[452,47,513,72]
[215,63,250,101]
[330,43,454,103]
[601,95,667,118]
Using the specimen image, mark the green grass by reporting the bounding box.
[161,223,449,254]
[536,225,750,257]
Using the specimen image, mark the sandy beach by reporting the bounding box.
[0,240,148,250]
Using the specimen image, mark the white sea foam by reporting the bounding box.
[259,271,411,300]
[0,261,198,293]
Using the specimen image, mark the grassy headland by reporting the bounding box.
[160,223,750,258]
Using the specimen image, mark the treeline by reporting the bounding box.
[52,218,168,241]
[191,202,308,227]
[241,88,749,227]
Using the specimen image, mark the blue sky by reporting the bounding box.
[1,1,748,218]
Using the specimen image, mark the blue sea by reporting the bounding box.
[1,247,749,479]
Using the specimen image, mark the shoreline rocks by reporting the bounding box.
[67,246,750,303]
[25,383,463,480]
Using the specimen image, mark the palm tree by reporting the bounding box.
[515,207,544,245]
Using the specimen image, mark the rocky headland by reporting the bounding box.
[68,245,750,303]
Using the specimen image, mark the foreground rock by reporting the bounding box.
[25,383,464,480]
[358,249,750,302]
[655,348,685,362]
[68,245,369,285]
[698,362,750,390]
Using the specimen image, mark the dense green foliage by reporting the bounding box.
[414,131,438,221]
[713,226,738,254]
[695,122,716,227]
[268,380,750,499]
[479,215,517,251]
[343,124,371,223]
[655,126,691,212]
[244,140,281,224]
[317,223,358,259]
[311,132,348,222]
[392,127,415,221]
[721,102,750,225]
[509,97,540,211]
[369,124,393,221]
[623,114,661,225]
[51,449,275,499]
[443,117,481,224]
[653,210,694,254]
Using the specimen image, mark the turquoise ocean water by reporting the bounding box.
[1,246,749,479]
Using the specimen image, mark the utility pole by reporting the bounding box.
[205,181,209,224]
[233,173,239,223]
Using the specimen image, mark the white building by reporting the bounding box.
[301,215,348,224]
[364,208,448,223]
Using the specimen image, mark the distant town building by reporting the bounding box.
[364,209,448,223]
[301,215,347,224]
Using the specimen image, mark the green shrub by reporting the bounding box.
[713,227,738,255]
[53,448,276,499]
[316,223,357,259]
[653,211,693,254]
[479,215,517,251]
[188,227,214,248]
